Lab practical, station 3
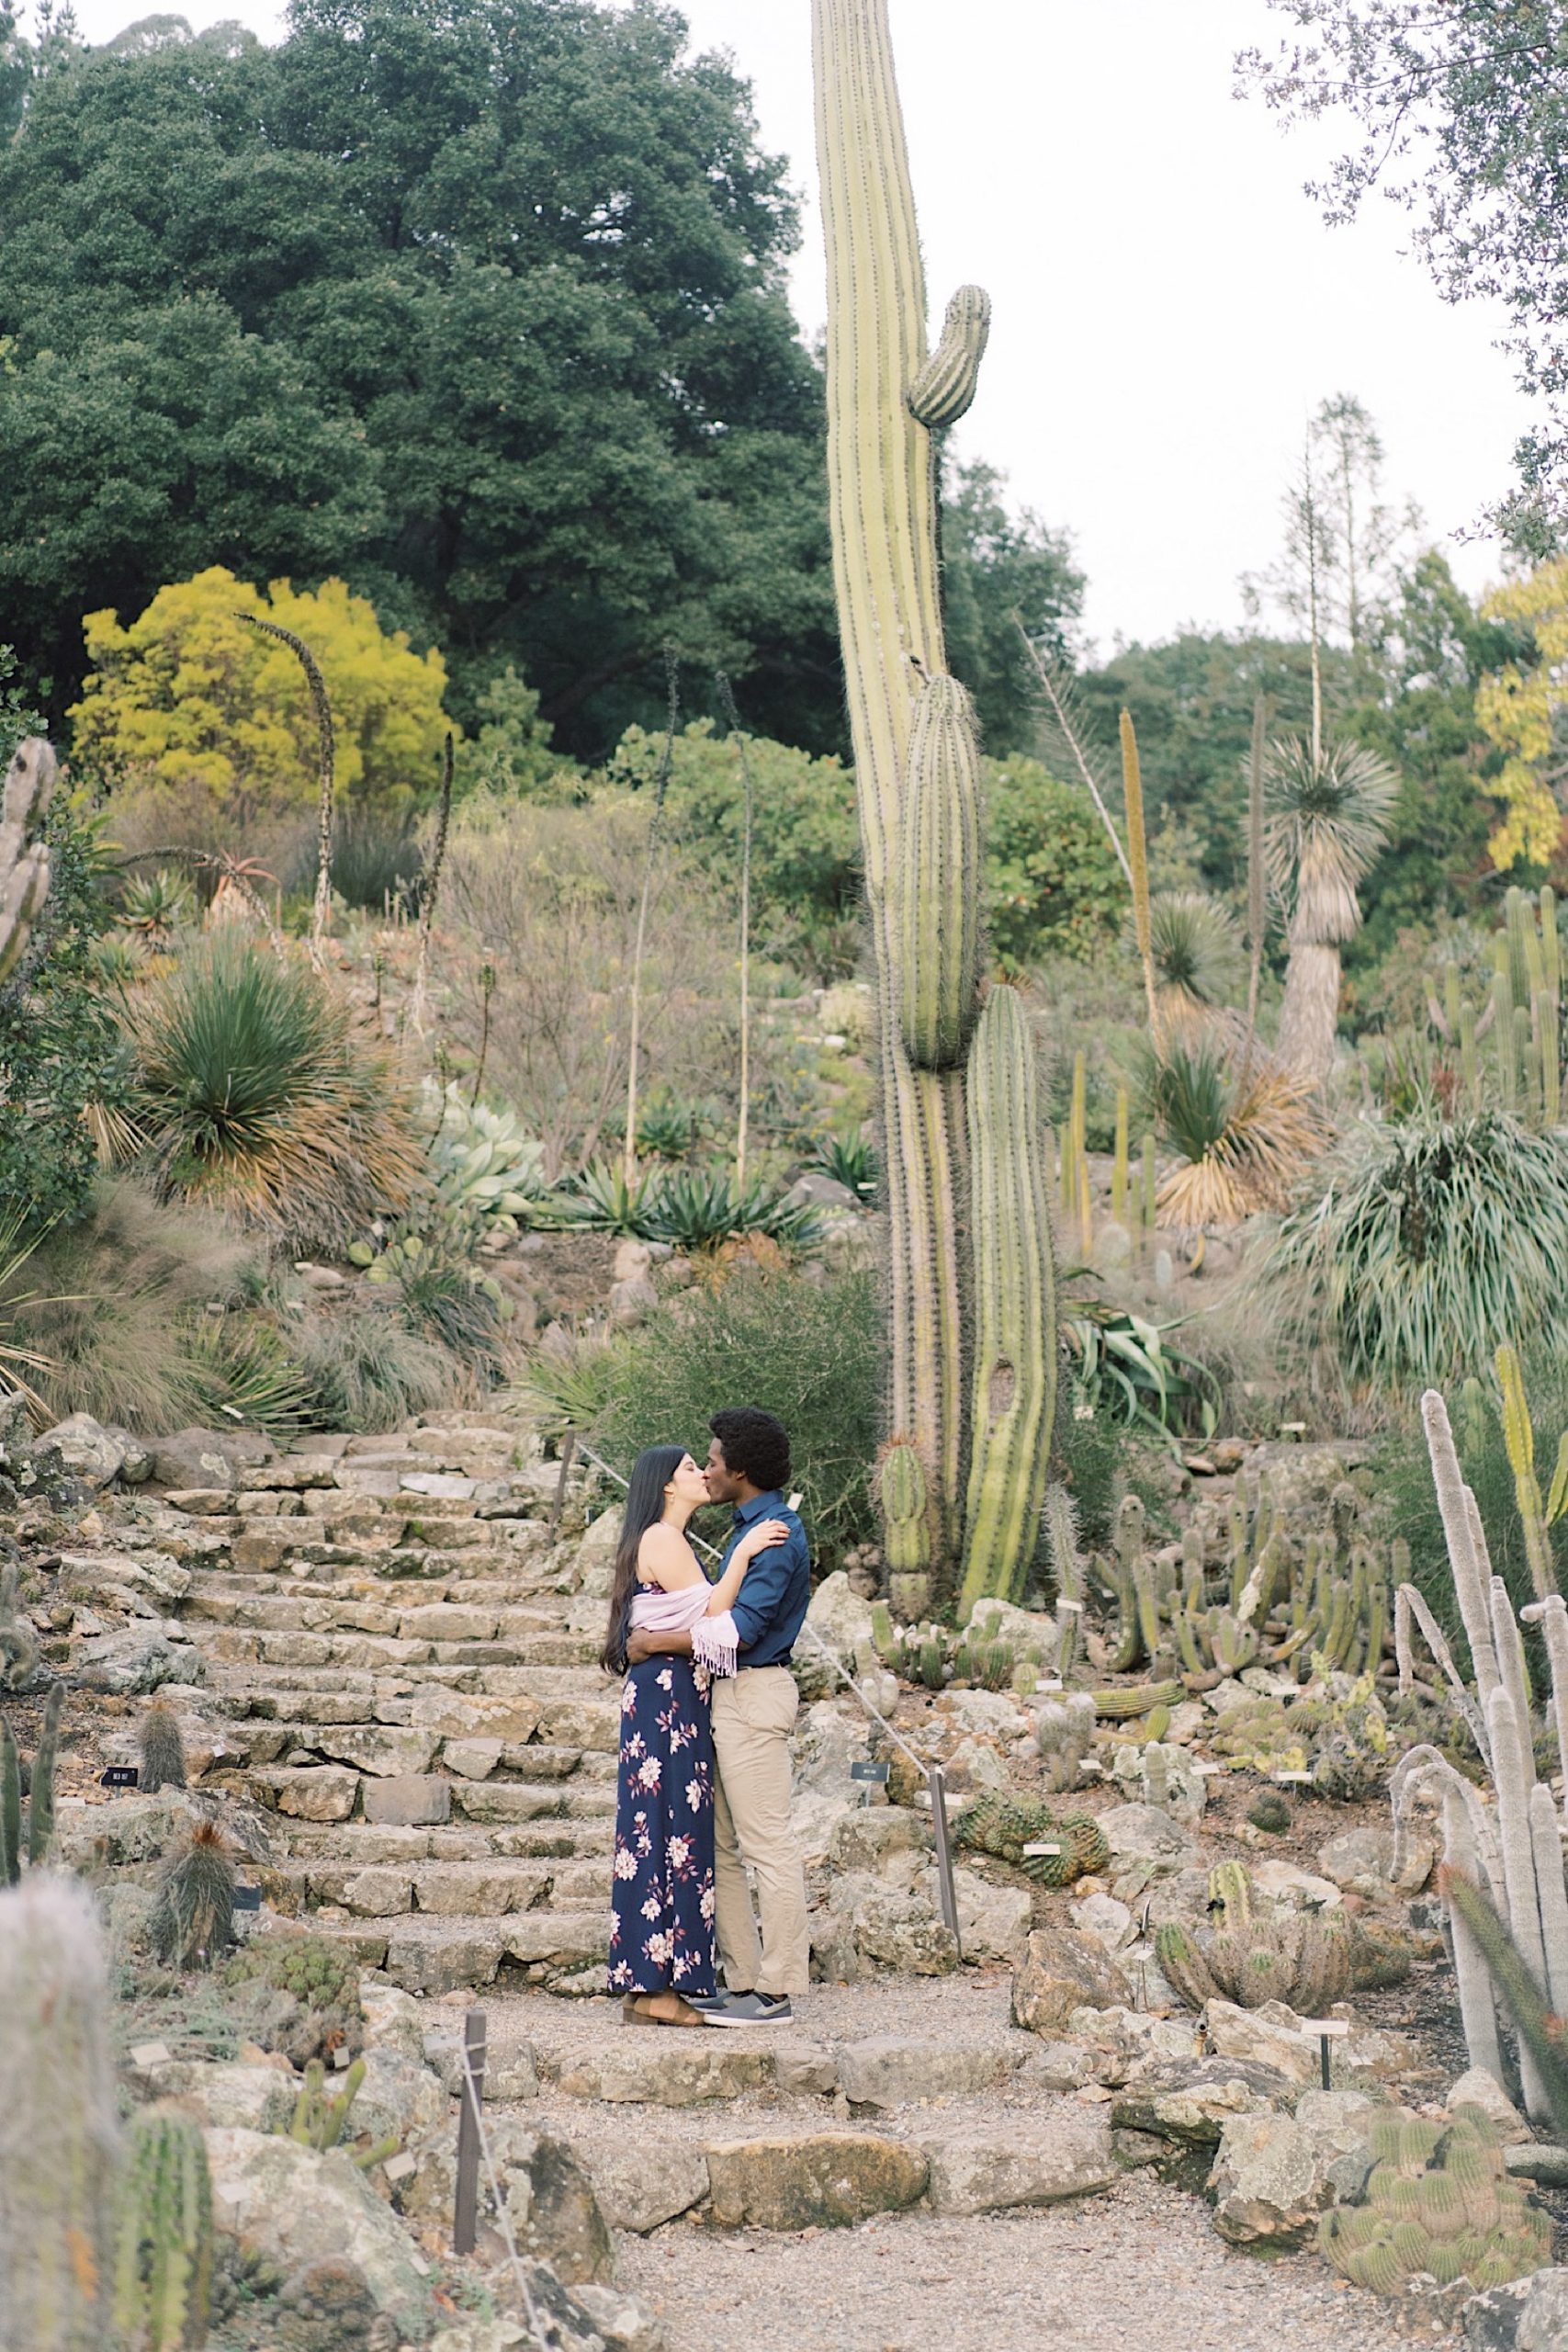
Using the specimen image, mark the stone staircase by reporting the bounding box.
[153,1416,622,1996]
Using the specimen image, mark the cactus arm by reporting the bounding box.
[958,985,1057,1615]
[0,1876,118,2349]
[907,284,992,428]
[1421,1390,1503,1713]
[1394,1582,1489,1761]
[1,1717,19,1885]
[0,737,57,986]
[27,1681,61,1867]
[896,677,985,1070]
[1529,1781,1568,2019]
[1523,1593,1568,1823]
[1442,1863,1568,2145]
[1546,1430,1568,1526]
[1496,1342,1557,1600]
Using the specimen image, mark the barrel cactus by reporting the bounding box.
[1319,2110,1551,2294]
[952,1792,1107,1888]
[814,0,1056,1610]
[1155,1863,1352,2013]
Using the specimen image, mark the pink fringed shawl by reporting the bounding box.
[630,1579,739,1677]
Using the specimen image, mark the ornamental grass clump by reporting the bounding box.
[1266,1109,1568,1390]
[130,935,422,1254]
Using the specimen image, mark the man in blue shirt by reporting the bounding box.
[626,1406,810,2023]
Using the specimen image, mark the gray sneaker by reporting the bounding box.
[701,1991,793,2027]
[681,1989,729,2014]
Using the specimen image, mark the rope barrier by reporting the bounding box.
[457,2030,550,2350]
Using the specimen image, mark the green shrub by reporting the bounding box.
[594,1267,884,1565]
[129,936,423,1253]
[0,1177,256,1430]
[0,796,126,1229]
[1265,1110,1568,1391]
[1377,1346,1568,1657]
[287,1302,467,1431]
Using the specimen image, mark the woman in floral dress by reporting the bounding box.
[602,1445,787,2026]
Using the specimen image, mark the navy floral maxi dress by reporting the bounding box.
[607,1654,718,1996]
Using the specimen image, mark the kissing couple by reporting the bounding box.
[602,1406,811,2028]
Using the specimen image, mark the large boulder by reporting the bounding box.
[1011,1926,1132,2035]
[1204,1999,1319,2088]
[804,1570,875,1663]
[837,2036,1012,2110]
[703,2130,928,2230]
[1448,2067,1532,2146]
[919,2112,1117,2216]
[1207,2111,1335,2248]
[587,2140,710,2233]
[1463,2267,1568,2349]
[400,2117,612,2285]
[151,1427,275,1488]
[942,1865,1032,1963]
[206,2129,431,2337]
[36,1412,126,1487]
[75,1627,204,1695]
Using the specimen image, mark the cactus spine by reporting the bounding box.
[149,1822,234,1970]
[959,986,1057,1616]
[0,1874,118,2349]
[112,2111,213,2352]
[814,0,1055,1596]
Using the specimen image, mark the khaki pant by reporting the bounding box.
[711,1667,810,1998]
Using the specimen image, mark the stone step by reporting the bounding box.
[306,1909,608,1995]
[275,1851,609,1917]
[181,1570,567,1609]
[237,1761,617,1826]
[283,1816,615,1863]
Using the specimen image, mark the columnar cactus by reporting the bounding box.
[959,986,1057,1617]
[112,2110,213,2351]
[876,1436,932,1611]
[0,1873,118,2350]
[0,735,56,984]
[814,0,1056,1601]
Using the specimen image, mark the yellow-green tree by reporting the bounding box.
[1477,560,1568,871]
[71,569,449,826]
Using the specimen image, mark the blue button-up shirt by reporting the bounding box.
[713,1489,810,1668]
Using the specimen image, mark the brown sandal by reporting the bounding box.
[621,1992,705,2029]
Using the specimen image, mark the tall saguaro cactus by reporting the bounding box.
[814,0,1055,1601]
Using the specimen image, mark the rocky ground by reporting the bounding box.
[5,1403,1568,2350]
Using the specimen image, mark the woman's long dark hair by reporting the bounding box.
[600,1444,686,1675]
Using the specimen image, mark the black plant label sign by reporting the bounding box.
[99,1766,140,1788]
[849,1760,890,1783]
[231,1886,263,1913]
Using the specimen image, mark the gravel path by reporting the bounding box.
[615,2179,1458,2352]
[470,1977,1460,2351]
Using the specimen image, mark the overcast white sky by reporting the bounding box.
[65,0,1539,655]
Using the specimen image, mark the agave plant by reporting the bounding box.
[1145,890,1244,1032]
[547,1158,671,1241]
[117,868,195,945]
[423,1081,548,1233]
[1266,1106,1568,1390]
[809,1129,879,1200]
[1265,734,1397,1087]
[130,936,423,1253]
[649,1167,824,1254]
[1135,1037,1321,1227]
[634,1091,712,1162]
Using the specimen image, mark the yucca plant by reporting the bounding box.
[512,1332,626,1447]
[1267,1107,1568,1390]
[130,936,423,1253]
[1265,733,1397,1087]
[1134,1037,1321,1227]
[1145,890,1244,1033]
